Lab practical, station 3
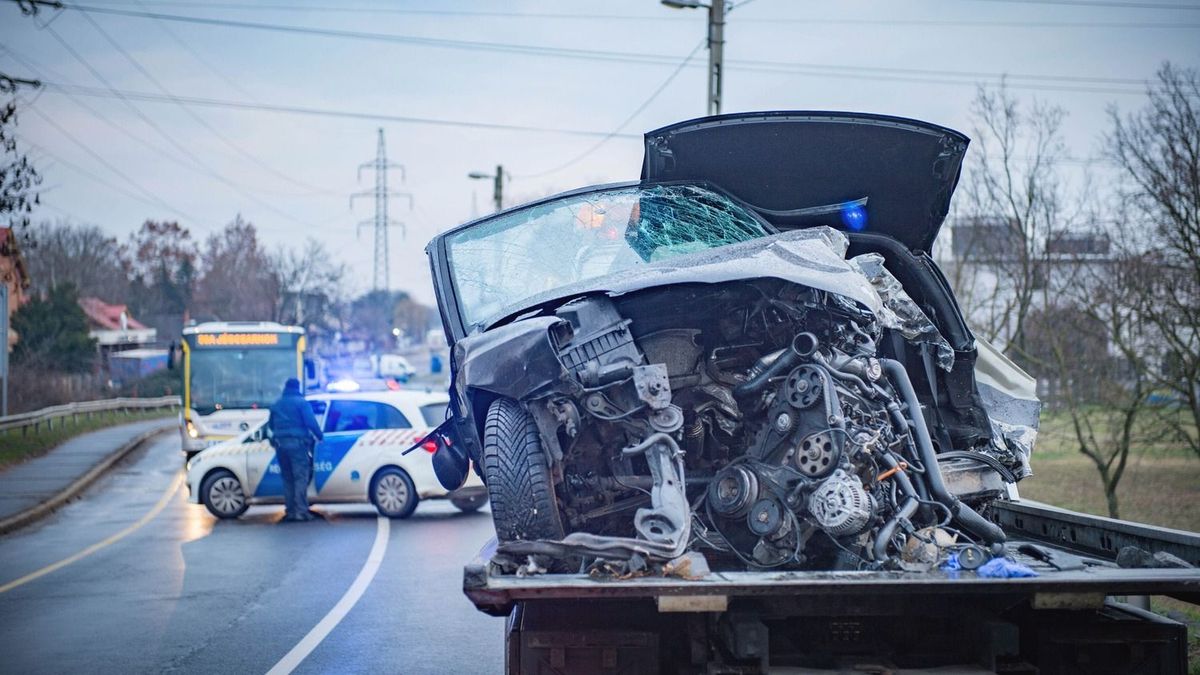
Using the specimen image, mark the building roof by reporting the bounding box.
[79,297,149,331]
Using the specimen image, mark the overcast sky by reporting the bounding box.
[2,0,1197,305]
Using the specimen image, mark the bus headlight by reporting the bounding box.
[186,420,199,438]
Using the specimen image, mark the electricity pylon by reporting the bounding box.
[351,128,412,291]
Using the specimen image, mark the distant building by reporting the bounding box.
[1046,231,1111,258]
[0,227,31,352]
[78,297,157,349]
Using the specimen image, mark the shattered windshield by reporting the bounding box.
[445,184,773,329]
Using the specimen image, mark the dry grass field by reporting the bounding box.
[1018,407,1199,531]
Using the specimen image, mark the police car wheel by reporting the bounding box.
[201,469,248,519]
[370,467,418,519]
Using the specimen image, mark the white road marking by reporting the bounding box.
[265,515,391,675]
[0,471,184,595]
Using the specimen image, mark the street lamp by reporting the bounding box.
[661,0,725,116]
[468,165,505,212]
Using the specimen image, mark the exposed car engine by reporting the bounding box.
[495,280,1011,573]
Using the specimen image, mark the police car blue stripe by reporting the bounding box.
[253,432,363,498]
[314,433,360,491]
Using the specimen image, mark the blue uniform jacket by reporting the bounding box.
[268,384,324,443]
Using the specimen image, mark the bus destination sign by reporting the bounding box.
[194,332,285,348]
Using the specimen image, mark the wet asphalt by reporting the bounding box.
[0,434,504,674]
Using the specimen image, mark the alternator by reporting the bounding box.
[808,469,873,537]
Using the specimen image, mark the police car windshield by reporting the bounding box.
[444,184,771,331]
[190,348,296,414]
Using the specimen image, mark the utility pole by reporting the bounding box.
[661,0,726,116]
[351,128,411,291]
[468,164,505,212]
[707,0,725,116]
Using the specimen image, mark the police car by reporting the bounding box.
[185,389,486,519]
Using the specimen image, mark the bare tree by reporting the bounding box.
[125,219,198,321]
[194,215,277,320]
[950,83,1078,356]
[1105,62,1200,460]
[1034,253,1165,519]
[947,83,1156,517]
[269,237,347,332]
[22,219,129,301]
[0,90,40,236]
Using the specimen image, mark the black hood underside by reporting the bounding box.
[641,111,970,252]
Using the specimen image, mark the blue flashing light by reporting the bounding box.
[841,204,867,232]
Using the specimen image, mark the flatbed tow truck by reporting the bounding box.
[464,499,1200,674]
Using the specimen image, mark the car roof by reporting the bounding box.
[309,389,449,406]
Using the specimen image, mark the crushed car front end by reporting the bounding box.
[425,112,1041,576]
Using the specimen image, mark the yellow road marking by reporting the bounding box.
[0,471,185,594]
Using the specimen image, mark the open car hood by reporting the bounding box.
[640,111,969,252]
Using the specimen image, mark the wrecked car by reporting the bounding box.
[424,111,1041,574]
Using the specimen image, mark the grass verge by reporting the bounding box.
[0,410,175,471]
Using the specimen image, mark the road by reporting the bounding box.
[0,433,504,674]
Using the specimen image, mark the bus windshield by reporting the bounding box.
[189,348,296,414]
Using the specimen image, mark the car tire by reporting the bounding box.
[370,467,419,519]
[450,493,487,513]
[201,469,248,519]
[482,398,565,543]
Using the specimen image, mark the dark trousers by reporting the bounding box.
[275,438,313,517]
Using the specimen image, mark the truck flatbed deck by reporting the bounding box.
[465,501,1200,673]
[466,501,1200,613]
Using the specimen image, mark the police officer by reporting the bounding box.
[267,377,324,522]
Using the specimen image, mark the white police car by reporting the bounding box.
[185,389,486,519]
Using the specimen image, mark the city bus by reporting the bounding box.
[180,321,306,458]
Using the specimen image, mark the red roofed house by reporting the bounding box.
[78,297,157,348]
[79,297,169,382]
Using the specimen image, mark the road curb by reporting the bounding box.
[0,423,174,536]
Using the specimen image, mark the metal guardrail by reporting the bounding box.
[0,396,181,435]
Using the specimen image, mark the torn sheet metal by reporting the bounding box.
[974,337,1040,478]
[849,252,955,371]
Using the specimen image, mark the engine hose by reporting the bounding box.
[879,359,1007,547]
[813,352,877,398]
[878,451,918,499]
[733,332,818,402]
[873,496,918,562]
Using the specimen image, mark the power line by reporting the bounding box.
[57,4,1157,94]
[18,11,334,221]
[65,0,1200,24]
[23,113,200,222]
[514,39,707,180]
[0,46,339,199]
[126,0,261,101]
[70,8,320,223]
[117,0,342,195]
[41,81,647,139]
[32,80,1121,170]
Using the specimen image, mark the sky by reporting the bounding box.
[1,0,1198,306]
